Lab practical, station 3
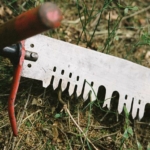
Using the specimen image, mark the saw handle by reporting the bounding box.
[0,2,62,51]
[4,2,62,136]
[8,41,25,136]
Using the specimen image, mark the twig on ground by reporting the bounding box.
[12,137,17,150]
[63,104,99,150]
[68,101,71,130]
[133,120,140,150]
[58,88,66,105]
[77,106,85,149]
[14,135,23,150]
[62,16,85,24]
[58,127,73,150]
[100,111,109,122]
[0,94,9,96]
[136,120,150,125]
[92,130,120,142]
[43,88,47,99]
[0,123,9,129]
[21,109,41,123]
[91,122,120,129]
[122,5,150,21]
[17,85,32,130]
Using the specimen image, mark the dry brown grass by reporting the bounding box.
[0,0,150,149]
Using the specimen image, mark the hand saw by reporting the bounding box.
[0,2,150,136]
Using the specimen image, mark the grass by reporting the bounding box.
[0,0,150,149]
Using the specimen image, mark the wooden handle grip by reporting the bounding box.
[0,2,62,50]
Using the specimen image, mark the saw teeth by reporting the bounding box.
[68,83,75,96]
[102,88,113,109]
[22,34,150,120]
[83,81,90,100]
[53,76,60,90]
[138,104,145,120]
[61,80,68,91]
[131,98,145,119]
[42,76,52,88]
[42,80,49,88]
[83,81,98,101]
[91,85,98,101]
[118,93,133,114]
[123,95,133,114]
[89,90,98,101]
[76,85,83,97]
[75,77,84,97]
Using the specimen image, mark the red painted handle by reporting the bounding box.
[8,41,25,136]
[6,2,62,136]
[0,2,62,50]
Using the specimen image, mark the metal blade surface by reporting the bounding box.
[22,34,150,119]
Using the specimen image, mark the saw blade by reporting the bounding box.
[22,34,150,119]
